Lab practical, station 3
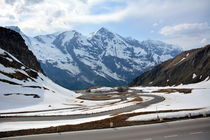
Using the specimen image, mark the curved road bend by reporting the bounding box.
[2,117,210,140]
[0,94,164,122]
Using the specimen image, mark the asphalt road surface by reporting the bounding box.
[2,117,210,140]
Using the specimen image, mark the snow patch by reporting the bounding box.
[127,108,210,122]
[192,73,197,79]
[178,57,186,64]
[0,115,110,132]
[61,31,75,45]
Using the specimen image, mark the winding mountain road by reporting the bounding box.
[0,94,164,122]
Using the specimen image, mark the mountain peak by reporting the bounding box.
[96,27,112,35]
[5,26,21,33]
[93,27,116,40]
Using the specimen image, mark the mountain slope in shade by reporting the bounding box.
[7,26,182,90]
[129,44,210,86]
[0,27,42,73]
[0,27,76,110]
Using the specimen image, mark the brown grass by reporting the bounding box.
[23,94,40,98]
[0,54,22,69]
[0,79,21,85]
[116,92,133,96]
[91,95,112,100]
[0,71,32,81]
[128,97,143,102]
[3,93,40,98]
[117,87,129,92]
[85,86,103,92]
[23,86,50,91]
[153,88,192,94]
[25,70,38,79]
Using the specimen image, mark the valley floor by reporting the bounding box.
[0,79,210,137]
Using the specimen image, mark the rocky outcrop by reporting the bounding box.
[129,44,210,86]
[0,27,43,73]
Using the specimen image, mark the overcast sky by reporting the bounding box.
[0,0,210,50]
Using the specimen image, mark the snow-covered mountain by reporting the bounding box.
[7,26,182,90]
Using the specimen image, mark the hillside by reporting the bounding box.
[0,27,76,110]
[7,26,182,90]
[0,27,43,73]
[130,44,210,86]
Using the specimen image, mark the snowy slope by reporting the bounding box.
[0,48,77,111]
[0,48,133,115]
[7,26,182,90]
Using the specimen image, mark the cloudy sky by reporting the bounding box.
[0,0,210,50]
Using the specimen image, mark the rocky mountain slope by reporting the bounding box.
[7,26,182,90]
[0,27,76,110]
[130,44,210,86]
[0,27,42,73]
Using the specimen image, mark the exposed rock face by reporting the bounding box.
[129,45,210,86]
[0,27,43,73]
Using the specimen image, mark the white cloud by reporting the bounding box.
[0,0,129,35]
[160,23,210,37]
[160,23,210,50]
[201,38,209,44]
[164,37,210,50]
[0,0,209,36]
[152,20,163,27]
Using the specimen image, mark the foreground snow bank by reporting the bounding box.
[0,115,110,132]
[127,107,210,122]
[127,80,210,121]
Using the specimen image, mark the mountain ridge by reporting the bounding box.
[6,26,182,90]
[129,44,210,86]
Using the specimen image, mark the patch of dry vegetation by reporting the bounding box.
[116,92,132,96]
[153,88,192,94]
[117,87,129,92]
[85,86,103,92]
[90,95,113,100]
[23,86,50,91]
[3,93,40,98]
[0,71,35,82]
[0,53,22,69]
[0,79,21,85]
[128,97,143,102]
